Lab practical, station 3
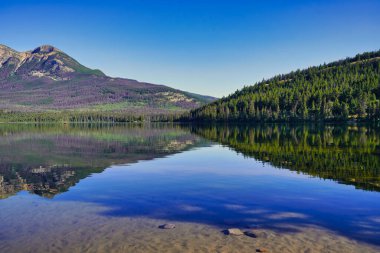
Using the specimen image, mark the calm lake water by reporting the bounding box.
[0,123,380,252]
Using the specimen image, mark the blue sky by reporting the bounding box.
[0,0,379,97]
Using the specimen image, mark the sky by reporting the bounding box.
[0,0,379,97]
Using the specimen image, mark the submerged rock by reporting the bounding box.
[226,228,244,236]
[159,223,176,229]
[244,230,257,238]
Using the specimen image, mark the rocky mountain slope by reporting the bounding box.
[0,44,215,114]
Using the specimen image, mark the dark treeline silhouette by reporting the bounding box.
[0,110,183,123]
[184,50,380,122]
[188,123,380,191]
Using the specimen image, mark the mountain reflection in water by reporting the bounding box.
[0,123,205,199]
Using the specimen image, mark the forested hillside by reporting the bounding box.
[185,50,380,122]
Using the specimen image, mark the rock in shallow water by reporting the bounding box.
[226,228,244,236]
[244,230,257,238]
[159,223,176,229]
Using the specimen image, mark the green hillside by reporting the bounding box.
[185,50,380,122]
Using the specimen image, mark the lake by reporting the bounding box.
[0,123,379,253]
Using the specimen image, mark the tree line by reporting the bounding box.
[0,110,182,123]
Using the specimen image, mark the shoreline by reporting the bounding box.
[2,215,379,253]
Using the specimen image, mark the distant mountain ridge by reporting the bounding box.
[185,50,380,122]
[0,44,215,115]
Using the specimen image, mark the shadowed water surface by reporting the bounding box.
[0,123,380,250]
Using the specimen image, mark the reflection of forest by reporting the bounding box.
[0,124,204,199]
[190,124,380,192]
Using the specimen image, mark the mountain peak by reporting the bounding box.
[31,45,59,54]
[0,44,106,80]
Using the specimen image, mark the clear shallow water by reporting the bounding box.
[0,123,380,251]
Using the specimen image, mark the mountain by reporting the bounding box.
[0,44,215,118]
[185,50,380,122]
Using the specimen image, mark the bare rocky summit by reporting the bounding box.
[0,44,102,81]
